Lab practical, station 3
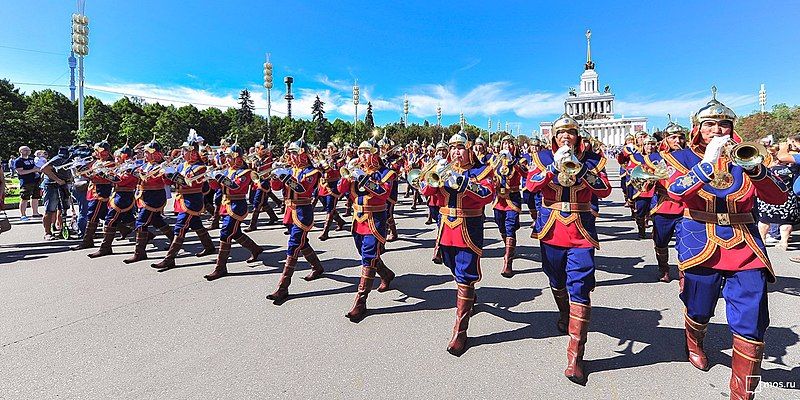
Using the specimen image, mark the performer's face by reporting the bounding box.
[288,151,303,165]
[555,129,578,148]
[643,142,655,153]
[449,145,469,166]
[474,144,484,153]
[666,134,684,150]
[699,120,733,144]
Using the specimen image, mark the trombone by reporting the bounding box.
[54,156,94,171]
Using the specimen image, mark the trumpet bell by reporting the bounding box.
[730,142,767,169]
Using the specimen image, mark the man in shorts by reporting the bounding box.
[39,147,74,240]
[14,146,41,221]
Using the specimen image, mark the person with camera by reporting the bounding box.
[39,147,74,240]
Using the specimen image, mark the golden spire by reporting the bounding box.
[585,29,595,70]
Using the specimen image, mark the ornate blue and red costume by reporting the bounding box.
[525,114,612,385]
[492,134,526,278]
[317,144,346,241]
[420,130,494,357]
[151,135,217,270]
[666,90,788,398]
[123,139,175,264]
[71,140,114,251]
[88,145,138,258]
[203,144,264,281]
[246,142,281,232]
[630,137,658,239]
[336,139,397,322]
[266,135,326,305]
[383,146,404,242]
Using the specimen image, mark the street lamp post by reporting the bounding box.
[353,80,359,137]
[71,0,89,130]
[759,83,767,113]
[263,53,273,141]
[488,117,492,132]
[284,76,294,119]
[436,105,442,127]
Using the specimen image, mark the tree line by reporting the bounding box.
[1,78,795,160]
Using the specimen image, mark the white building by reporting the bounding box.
[540,30,646,146]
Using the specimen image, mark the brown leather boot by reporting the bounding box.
[158,225,174,250]
[655,247,671,282]
[386,219,398,242]
[72,220,98,250]
[334,211,346,231]
[204,241,230,281]
[265,205,279,224]
[318,213,334,241]
[447,283,475,357]
[194,228,216,257]
[301,246,324,281]
[343,198,352,217]
[565,302,591,385]
[88,226,116,258]
[235,234,263,263]
[729,335,764,400]
[551,287,570,334]
[117,223,133,241]
[432,246,443,265]
[209,206,221,230]
[685,314,710,371]
[267,256,296,304]
[124,230,150,264]
[636,217,647,239]
[150,236,185,270]
[346,265,376,323]
[501,237,516,278]
[244,209,260,232]
[375,258,395,292]
[530,210,537,229]
[679,270,686,293]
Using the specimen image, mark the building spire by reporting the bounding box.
[584,29,595,70]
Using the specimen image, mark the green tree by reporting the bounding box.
[364,101,374,130]
[0,79,28,160]
[23,89,77,154]
[152,106,184,149]
[237,89,255,127]
[77,96,120,146]
[311,95,332,145]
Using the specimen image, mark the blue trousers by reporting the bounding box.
[86,199,109,225]
[428,205,440,221]
[286,224,310,258]
[680,268,769,340]
[105,206,135,228]
[135,208,168,231]
[541,243,596,304]
[634,197,652,219]
[220,215,244,243]
[353,233,382,267]
[319,195,339,213]
[72,188,88,235]
[440,245,481,285]
[174,213,204,236]
[493,209,520,238]
[652,214,681,248]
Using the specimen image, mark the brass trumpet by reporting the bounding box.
[407,156,443,189]
[54,156,94,171]
[629,160,672,191]
[724,141,767,169]
[557,146,582,186]
[250,162,288,181]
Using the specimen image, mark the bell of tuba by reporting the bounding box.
[425,160,456,188]
[629,161,671,191]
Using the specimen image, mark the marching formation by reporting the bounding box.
[39,90,786,399]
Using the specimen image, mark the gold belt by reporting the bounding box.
[285,199,312,208]
[543,200,592,213]
[440,207,483,218]
[352,204,387,213]
[683,209,754,226]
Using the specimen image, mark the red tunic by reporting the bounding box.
[337,167,394,239]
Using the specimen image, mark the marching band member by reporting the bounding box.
[616,134,637,211]
[208,136,230,230]
[525,114,612,385]
[665,89,787,399]
[150,134,217,270]
[203,143,264,280]
[342,143,357,217]
[631,135,658,238]
[425,141,447,226]
[337,139,397,322]
[244,139,281,232]
[87,144,138,258]
[124,137,174,264]
[266,134,326,305]
[643,120,687,281]
[521,137,544,230]
[492,134,526,278]
[380,133,404,242]
[473,135,492,165]
[71,139,115,251]
[317,142,347,241]
[420,130,494,357]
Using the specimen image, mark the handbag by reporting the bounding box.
[0,209,11,233]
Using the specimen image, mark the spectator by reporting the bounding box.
[775,135,800,260]
[39,147,74,240]
[14,145,41,221]
[69,143,93,237]
[34,150,48,169]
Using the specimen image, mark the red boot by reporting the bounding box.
[345,265,376,323]
[685,314,709,371]
[564,302,591,385]
[194,228,216,257]
[729,335,764,400]
[123,230,149,264]
[204,241,230,281]
[375,258,395,292]
[551,287,570,334]
[500,237,516,278]
[266,256,296,305]
[655,246,671,282]
[150,236,185,270]
[301,246,324,281]
[88,227,116,258]
[446,283,475,357]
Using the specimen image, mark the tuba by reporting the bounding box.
[629,160,672,191]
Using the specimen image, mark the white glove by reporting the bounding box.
[553,146,571,169]
[702,136,729,164]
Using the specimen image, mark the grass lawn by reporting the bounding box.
[4,177,20,206]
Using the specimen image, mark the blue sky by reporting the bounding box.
[2,0,799,134]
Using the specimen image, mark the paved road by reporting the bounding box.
[1,160,798,399]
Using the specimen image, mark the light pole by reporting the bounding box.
[71,0,89,130]
[263,54,273,141]
[353,80,359,137]
[284,76,294,119]
[68,52,77,102]
[759,83,767,113]
[459,112,465,130]
[436,105,442,127]
[488,117,492,132]
[403,96,409,127]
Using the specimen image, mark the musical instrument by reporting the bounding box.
[249,162,289,182]
[54,156,94,171]
[142,156,184,180]
[407,156,442,189]
[557,146,582,187]
[629,160,672,191]
[408,158,456,189]
[494,150,513,177]
[725,140,767,169]
[339,159,366,181]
